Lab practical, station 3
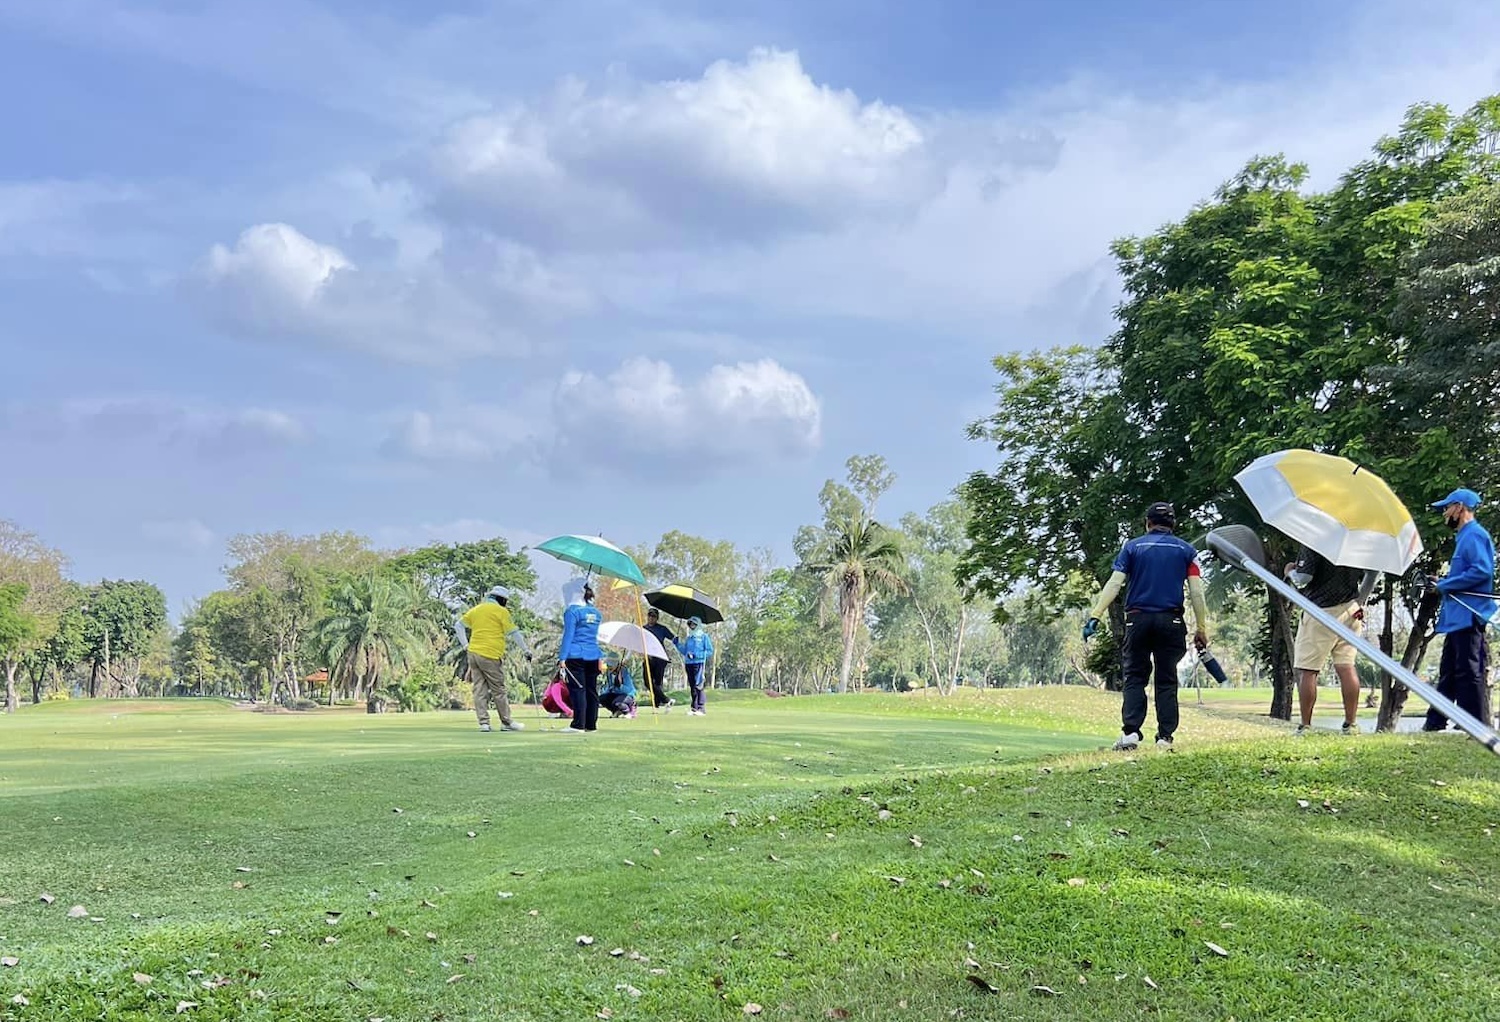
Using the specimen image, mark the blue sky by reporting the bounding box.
[3,0,1498,613]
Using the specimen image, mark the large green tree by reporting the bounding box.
[81,580,169,698]
[0,522,70,713]
[311,575,433,711]
[803,510,907,694]
[383,538,537,612]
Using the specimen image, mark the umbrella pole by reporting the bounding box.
[1209,532,1500,756]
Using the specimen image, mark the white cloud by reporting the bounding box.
[141,518,216,553]
[0,397,307,456]
[193,222,562,363]
[384,357,821,476]
[420,48,933,247]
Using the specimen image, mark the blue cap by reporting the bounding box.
[1432,488,1481,510]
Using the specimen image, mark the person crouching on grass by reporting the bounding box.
[453,585,533,733]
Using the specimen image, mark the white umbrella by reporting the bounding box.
[597,621,668,660]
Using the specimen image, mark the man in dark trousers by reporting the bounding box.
[1084,501,1209,750]
[1424,487,1494,731]
[643,608,677,710]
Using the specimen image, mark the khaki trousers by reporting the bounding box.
[467,651,512,727]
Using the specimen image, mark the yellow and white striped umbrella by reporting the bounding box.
[1234,449,1423,576]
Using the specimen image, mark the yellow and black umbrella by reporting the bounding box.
[644,584,723,624]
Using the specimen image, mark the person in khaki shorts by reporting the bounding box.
[454,585,533,733]
[1284,546,1376,736]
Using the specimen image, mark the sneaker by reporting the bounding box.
[1294,724,1310,738]
[1113,731,1141,750]
[628,710,637,719]
[1155,736,1174,749]
[501,721,525,732]
[478,723,493,733]
[1340,721,1359,736]
[557,727,584,735]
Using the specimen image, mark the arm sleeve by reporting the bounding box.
[1187,575,1209,635]
[1088,571,1127,619]
[506,628,532,655]
[1357,570,1380,604]
[453,616,469,650]
[705,634,715,658]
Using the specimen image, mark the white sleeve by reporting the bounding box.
[453,617,469,650]
[506,628,531,655]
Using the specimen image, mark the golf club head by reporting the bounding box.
[1207,524,1269,572]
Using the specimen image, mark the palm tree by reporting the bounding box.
[805,511,907,693]
[311,575,432,710]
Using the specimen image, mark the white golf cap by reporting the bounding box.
[488,585,511,600]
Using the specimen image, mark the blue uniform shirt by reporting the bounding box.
[1436,519,1495,634]
[1112,529,1201,613]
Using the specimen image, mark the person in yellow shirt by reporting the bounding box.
[454,585,533,733]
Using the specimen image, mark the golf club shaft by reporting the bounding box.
[1208,534,1500,756]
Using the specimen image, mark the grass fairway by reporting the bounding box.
[1,692,1497,1021]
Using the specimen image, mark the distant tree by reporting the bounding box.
[0,522,71,713]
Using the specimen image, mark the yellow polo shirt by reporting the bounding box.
[462,602,516,660]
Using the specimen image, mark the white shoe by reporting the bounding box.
[1155,736,1173,749]
[556,727,584,735]
[501,721,524,731]
[478,723,492,733]
[1113,731,1141,750]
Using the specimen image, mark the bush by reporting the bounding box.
[289,698,319,711]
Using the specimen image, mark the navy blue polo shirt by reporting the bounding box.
[1112,528,1201,613]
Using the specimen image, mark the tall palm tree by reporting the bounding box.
[805,511,907,693]
[312,575,431,709]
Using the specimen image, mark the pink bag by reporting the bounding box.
[542,677,573,717]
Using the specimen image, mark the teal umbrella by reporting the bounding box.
[534,534,646,586]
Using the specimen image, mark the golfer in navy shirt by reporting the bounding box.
[1084,501,1210,750]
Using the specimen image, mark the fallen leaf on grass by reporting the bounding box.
[425,932,438,942]
[39,893,55,905]
[1030,986,1059,996]
[323,936,339,945]
[909,835,924,848]
[877,809,893,821]
[938,879,952,889]
[1077,975,1088,986]
[67,905,89,919]
[467,832,476,839]
[528,910,539,917]
[1110,828,1130,838]
[1297,799,1311,809]
[596,1009,613,1020]
[235,866,253,873]
[0,956,16,968]
[1205,942,1229,958]
[609,948,625,957]
[966,975,1000,994]
[175,1001,199,1014]
[420,899,437,908]
[577,935,595,946]
[463,954,476,964]
[623,859,636,867]
[826,1010,851,1020]
[446,974,464,984]
[743,1003,763,1015]
[1143,976,1159,990]
[969,868,985,878]
[133,972,152,985]
[391,808,403,814]
[1067,878,1087,888]
[615,984,642,998]
[232,881,247,890]
[964,957,981,970]
[511,870,526,876]
[497,892,514,899]
[11,995,29,1007]
[885,876,906,886]
[768,854,781,863]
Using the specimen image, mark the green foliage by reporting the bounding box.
[383,538,537,612]
[312,575,434,707]
[0,582,37,663]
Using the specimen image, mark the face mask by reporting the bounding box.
[1446,510,1463,531]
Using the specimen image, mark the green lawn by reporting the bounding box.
[1,691,1496,1021]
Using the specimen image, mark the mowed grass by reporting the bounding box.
[0,691,1496,1021]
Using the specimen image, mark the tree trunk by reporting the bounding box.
[3,657,18,713]
[836,606,858,694]
[1269,591,1295,720]
[1378,589,1441,731]
[948,606,968,695]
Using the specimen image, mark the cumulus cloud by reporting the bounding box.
[192,222,578,362]
[419,48,934,247]
[384,356,820,476]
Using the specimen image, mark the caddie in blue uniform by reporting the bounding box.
[1423,487,1495,731]
[1084,501,1209,750]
